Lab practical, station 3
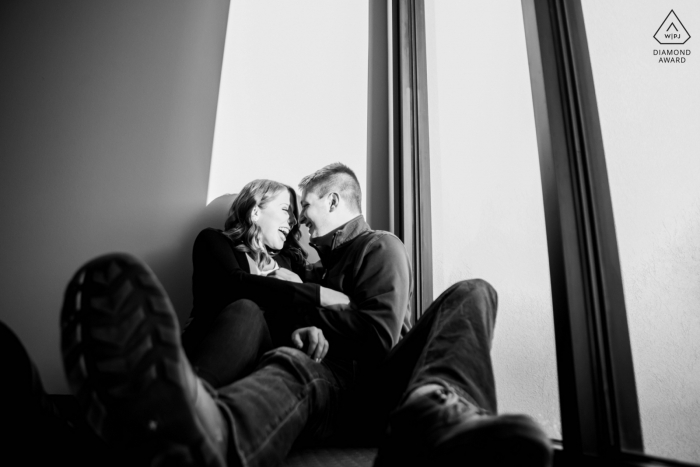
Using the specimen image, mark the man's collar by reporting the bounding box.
[310,215,368,252]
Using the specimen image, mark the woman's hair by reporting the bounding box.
[223,179,307,271]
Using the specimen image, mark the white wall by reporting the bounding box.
[582,1,700,462]
[207,0,368,228]
[0,0,229,393]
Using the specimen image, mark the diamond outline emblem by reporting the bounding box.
[654,10,691,45]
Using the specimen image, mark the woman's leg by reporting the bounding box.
[186,299,273,388]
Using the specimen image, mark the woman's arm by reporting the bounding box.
[192,229,321,312]
[268,268,353,309]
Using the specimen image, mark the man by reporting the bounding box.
[297,163,552,465]
[58,163,552,466]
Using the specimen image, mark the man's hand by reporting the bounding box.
[291,326,329,362]
[269,269,303,283]
[320,287,353,312]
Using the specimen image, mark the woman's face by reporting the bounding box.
[256,189,297,250]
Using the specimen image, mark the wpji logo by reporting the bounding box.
[654,10,690,44]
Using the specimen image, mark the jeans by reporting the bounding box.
[343,279,498,443]
[196,279,498,467]
[184,299,274,388]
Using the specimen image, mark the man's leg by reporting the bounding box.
[368,279,551,467]
[61,253,346,467]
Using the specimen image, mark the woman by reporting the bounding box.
[181,179,348,388]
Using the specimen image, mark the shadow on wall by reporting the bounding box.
[142,194,237,327]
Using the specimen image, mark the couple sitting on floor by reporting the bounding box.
[4,162,553,467]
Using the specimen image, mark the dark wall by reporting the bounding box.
[0,0,229,393]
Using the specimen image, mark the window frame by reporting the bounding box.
[388,0,433,321]
[521,0,643,457]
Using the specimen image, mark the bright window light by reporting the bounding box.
[207,0,368,215]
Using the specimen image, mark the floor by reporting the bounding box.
[47,395,378,467]
[282,447,377,467]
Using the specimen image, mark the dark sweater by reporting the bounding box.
[184,220,413,366]
[183,228,320,351]
[306,215,413,363]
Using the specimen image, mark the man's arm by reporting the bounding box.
[306,234,412,362]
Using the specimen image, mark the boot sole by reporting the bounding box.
[60,253,225,467]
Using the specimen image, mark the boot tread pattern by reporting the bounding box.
[60,253,225,467]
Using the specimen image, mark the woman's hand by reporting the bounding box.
[291,326,329,362]
[320,287,353,311]
[269,268,303,283]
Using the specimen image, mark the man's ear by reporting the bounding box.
[328,192,340,212]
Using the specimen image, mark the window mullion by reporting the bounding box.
[390,0,433,321]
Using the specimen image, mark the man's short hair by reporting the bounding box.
[299,163,362,213]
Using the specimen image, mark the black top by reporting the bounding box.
[183,228,320,351]
[184,221,412,366]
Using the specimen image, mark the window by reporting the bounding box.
[391,0,700,465]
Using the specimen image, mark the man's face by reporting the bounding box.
[300,189,331,239]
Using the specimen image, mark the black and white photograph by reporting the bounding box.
[1,1,698,466]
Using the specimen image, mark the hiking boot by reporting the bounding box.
[60,253,228,466]
[374,382,552,467]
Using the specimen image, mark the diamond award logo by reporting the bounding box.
[654,10,691,44]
